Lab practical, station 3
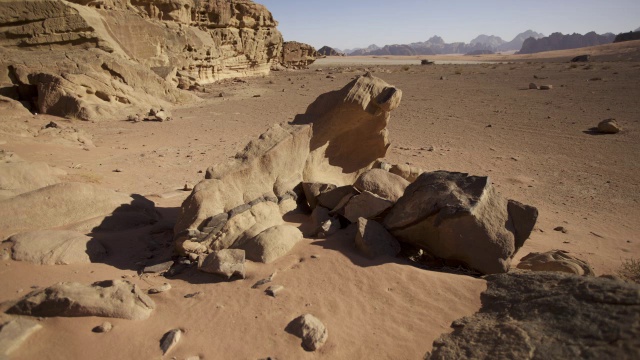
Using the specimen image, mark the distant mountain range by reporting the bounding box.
[518,32,616,54]
[334,30,544,56]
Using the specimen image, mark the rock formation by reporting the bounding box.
[614,31,640,43]
[10,230,107,265]
[383,171,538,274]
[0,0,284,120]
[278,41,317,69]
[174,73,402,261]
[426,272,640,359]
[7,280,156,320]
[517,250,595,276]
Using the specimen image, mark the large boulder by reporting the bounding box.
[10,230,106,265]
[344,191,393,223]
[242,224,303,263]
[175,74,402,258]
[7,280,156,320]
[353,168,410,202]
[0,182,157,237]
[197,249,246,280]
[279,41,317,69]
[355,218,401,259]
[426,272,640,359]
[517,250,595,276]
[384,171,538,274]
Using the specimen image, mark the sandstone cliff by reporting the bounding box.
[0,0,284,120]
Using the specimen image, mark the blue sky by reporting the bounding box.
[259,0,640,50]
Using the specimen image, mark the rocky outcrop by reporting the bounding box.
[10,230,106,265]
[7,280,156,320]
[383,171,538,274]
[317,46,343,56]
[278,41,317,69]
[174,74,402,261]
[518,31,616,54]
[426,272,640,359]
[0,0,284,120]
[517,250,595,276]
[0,182,157,237]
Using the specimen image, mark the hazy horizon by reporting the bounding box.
[259,0,640,50]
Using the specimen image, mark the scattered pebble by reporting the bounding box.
[113,168,123,173]
[160,328,182,355]
[148,283,172,294]
[597,118,621,134]
[539,85,553,90]
[184,291,202,298]
[183,183,194,191]
[554,226,568,234]
[92,321,113,333]
[265,285,284,297]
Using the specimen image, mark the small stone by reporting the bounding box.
[529,83,538,89]
[287,314,328,351]
[198,250,245,280]
[253,94,261,98]
[183,183,193,191]
[539,85,553,90]
[597,118,621,134]
[160,328,182,355]
[113,168,123,173]
[184,291,202,298]
[554,226,568,234]
[251,272,277,289]
[265,285,284,297]
[148,283,171,294]
[92,321,113,333]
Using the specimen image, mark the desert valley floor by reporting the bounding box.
[1,45,639,359]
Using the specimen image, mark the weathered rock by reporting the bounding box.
[316,185,358,210]
[0,0,285,120]
[279,41,317,69]
[92,321,113,333]
[265,285,284,297]
[148,283,172,294]
[7,280,156,320]
[287,314,328,351]
[597,118,621,134]
[10,230,106,265]
[0,182,157,237]
[160,328,182,355]
[517,250,595,276]
[539,85,553,90]
[197,249,245,279]
[344,191,393,223]
[355,218,401,259]
[142,260,174,274]
[529,82,538,89]
[425,272,640,359]
[388,163,424,183]
[317,219,341,238]
[0,159,65,199]
[175,75,402,256]
[353,169,410,202]
[302,182,336,209]
[384,171,538,274]
[241,225,302,263]
[307,206,331,237]
[571,54,591,62]
[0,318,42,356]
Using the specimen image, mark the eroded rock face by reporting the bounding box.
[278,41,317,69]
[7,280,156,320]
[426,272,640,359]
[0,0,283,120]
[175,74,402,260]
[384,171,538,274]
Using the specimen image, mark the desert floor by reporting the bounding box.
[1,43,639,359]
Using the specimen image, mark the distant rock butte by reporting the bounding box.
[317,46,343,56]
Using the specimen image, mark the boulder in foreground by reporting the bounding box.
[286,314,328,351]
[7,280,155,320]
[425,272,640,359]
[355,218,401,259]
[384,171,538,274]
[198,249,246,280]
[10,230,106,265]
